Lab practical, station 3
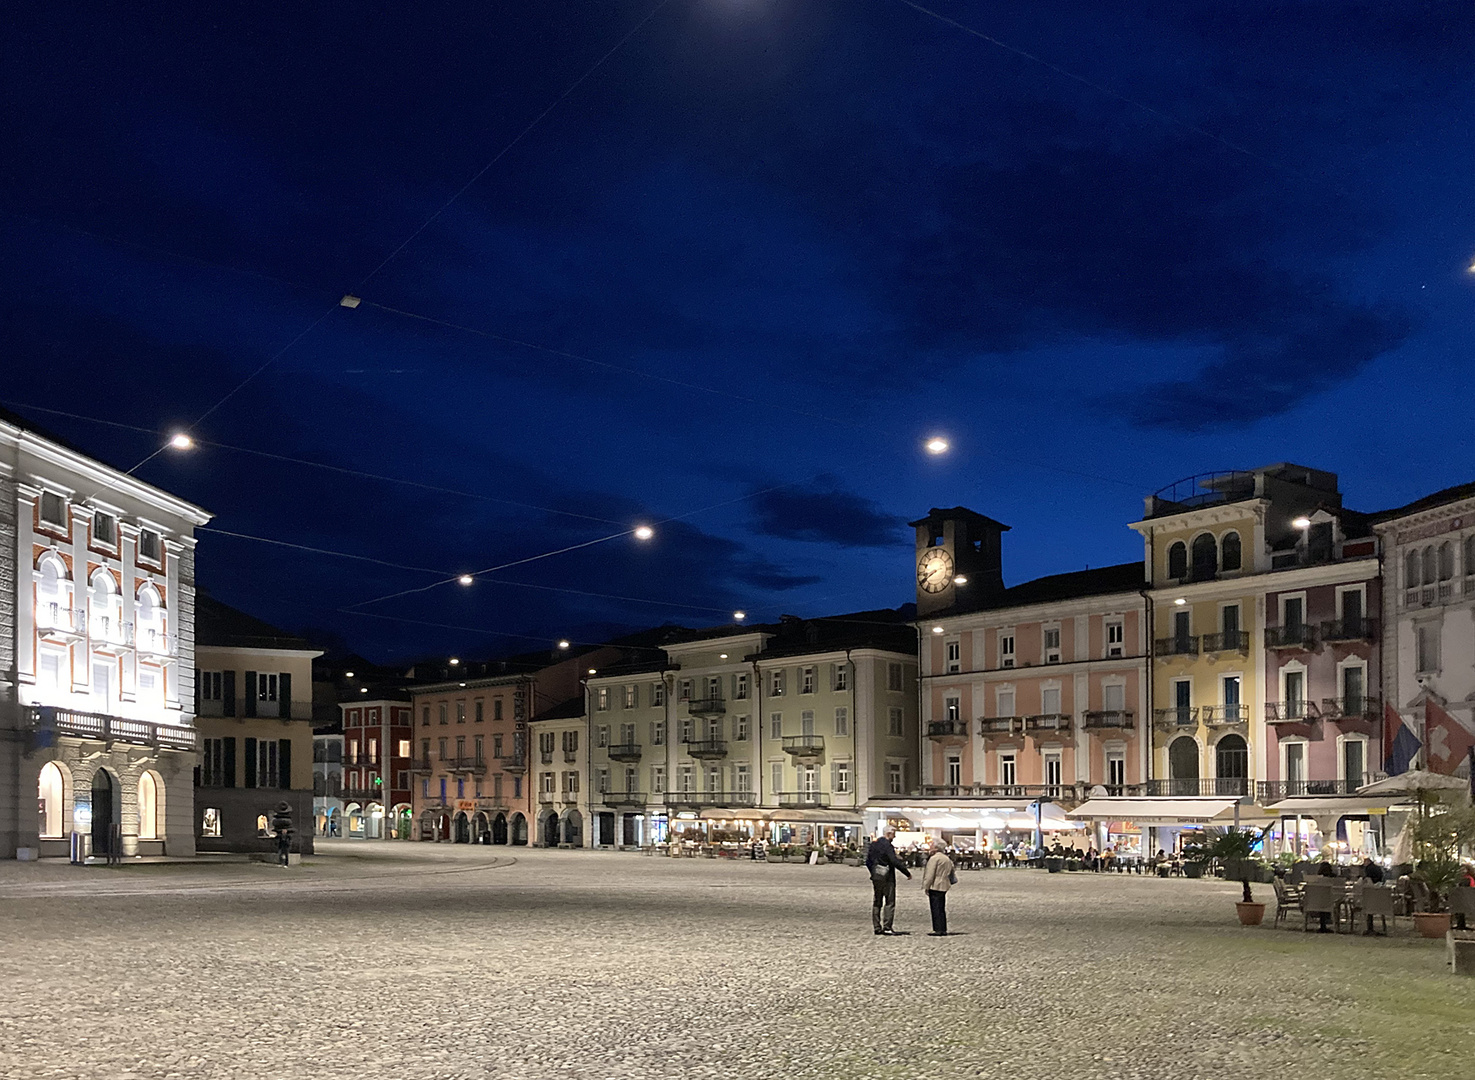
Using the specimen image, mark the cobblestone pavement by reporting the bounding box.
[2,843,1472,1080]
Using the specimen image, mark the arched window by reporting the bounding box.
[1465,536,1475,580]
[1423,546,1436,586]
[1190,533,1218,581]
[37,553,70,628]
[90,569,119,639]
[38,762,66,838]
[138,772,158,840]
[1215,733,1249,781]
[1407,549,1422,589]
[1439,541,1455,581]
[1167,542,1187,580]
[1168,737,1199,796]
[1220,531,1242,572]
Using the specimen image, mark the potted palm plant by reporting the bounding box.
[1209,828,1267,925]
[1410,800,1475,937]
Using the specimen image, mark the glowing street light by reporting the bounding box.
[1291,516,1311,529]
[557,639,570,650]
[634,525,655,540]
[588,668,597,675]
[169,433,194,450]
[458,574,474,585]
[1174,597,1187,606]
[733,611,747,622]
[953,575,969,585]
[449,657,460,666]
[925,436,950,455]
[931,625,945,635]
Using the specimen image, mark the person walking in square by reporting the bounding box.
[866,825,912,935]
[922,839,955,936]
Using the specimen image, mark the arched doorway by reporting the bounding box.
[538,810,559,847]
[366,803,384,839]
[452,811,470,843]
[1214,733,1249,796]
[492,813,508,845]
[38,761,67,838]
[1167,737,1199,797]
[510,812,528,846]
[344,803,364,838]
[392,804,412,840]
[419,810,438,841]
[328,807,342,837]
[91,769,115,855]
[472,811,490,844]
[561,809,583,848]
[138,771,161,841]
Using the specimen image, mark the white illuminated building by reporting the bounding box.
[1,408,210,859]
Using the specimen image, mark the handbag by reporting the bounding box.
[870,862,891,883]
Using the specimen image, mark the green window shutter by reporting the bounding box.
[223,737,237,787]
[222,670,236,717]
[279,738,292,790]
[244,672,257,717]
[244,737,258,788]
[278,672,292,720]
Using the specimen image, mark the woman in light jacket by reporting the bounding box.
[922,840,955,937]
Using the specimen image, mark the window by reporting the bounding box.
[620,722,635,745]
[397,739,411,759]
[624,685,637,709]
[39,491,67,528]
[770,670,785,696]
[1041,686,1061,715]
[421,738,431,762]
[138,529,162,564]
[679,717,693,742]
[1221,604,1240,637]
[651,766,665,794]
[439,737,449,760]
[494,698,504,721]
[800,710,815,737]
[998,689,1016,717]
[833,665,848,692]
[1221,531,1242,571]
[834,707,849,737]
[1167,541,1187,580]
[201,808,222,837]
[800,667,816,694]
[199,670,224,715]
[540,772,556,794]
[1000,754,1017,787]
[734,673,749,700]
[456,778,465,799]
[1103,682,1125,714]
[1105,620,1124,658]
[1417,624,1441,674]
[886,762,903,794]
[493,774,503,798]
[438,704,447,725]
[565,771,581,794]
[946,640,961,673]
[679,764,694,793]
[1284,669,1305,718]
[651,721,666,745]
[735,763,751,793]
[999,633,1015,668]
[706,765,722,792]
[887,663,903,691]
[944,696,960,724]
[92,511,116,547]
[1342,737,1367,787]
[1440,542,1456,581]
[493,734,503,757]
[887,707,903,737]
[474,700,484,723]
[946,755,962,787]
[651,682,665,706]
[202,738,230,787]
[1043,627,1061,663]
[770,713,783,739]
[735,715,749,741]
[1282,595,1304,633]
[835,761,851,794]
[1044,752,1062,791]
[771,762,783,795]
[678,679,692,701]
[1191,534,1218,580]
[1284,740,1306,784]
[258,673,279,706]
[422,707,430,726]
[1107,752,1126,790]
[596,687,609,711]
[1222,675,1242,721]
[563,730,580,754]
[456,702,466,724]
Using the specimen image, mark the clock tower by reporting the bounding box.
[909,507,1009,617]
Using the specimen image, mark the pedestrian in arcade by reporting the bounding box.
[922,839,956,936]
[866,825,912,935]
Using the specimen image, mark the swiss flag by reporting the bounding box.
[1425,698,1475,775]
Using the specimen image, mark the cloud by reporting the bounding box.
[749,476,902,548]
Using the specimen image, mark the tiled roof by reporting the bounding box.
[531,695,585,722]
[935,561,1146,618]
[196,593,316,651]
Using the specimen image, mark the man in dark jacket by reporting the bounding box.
[866,826,913,935]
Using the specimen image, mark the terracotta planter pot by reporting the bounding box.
[1415,912,1452,939]
[1235,901,1266,926]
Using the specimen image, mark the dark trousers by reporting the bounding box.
[872,873,896,931]
[927,889,948,934]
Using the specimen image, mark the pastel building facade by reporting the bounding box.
[340,697,414,839]
[4,409,210,859]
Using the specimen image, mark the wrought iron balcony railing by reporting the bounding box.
[1153,707,1199,729]
[1257,778,1368,802]
[1145,777,1248,797]
[1319,617,1377,643]
[926,720,970,740]
[1201,704,1249,726]
[606,742,643,762]
[1264,624,1315,650]
[1200,631,1250,654]
[686,696,726,716]
[781,735,825,756]
[683,739,729,759]
[1265,701,1320,723]
[1155,636,1200,658]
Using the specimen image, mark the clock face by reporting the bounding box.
[917,548,955,593]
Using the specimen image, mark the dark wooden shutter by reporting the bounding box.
[244,672,257,717]
[223,737,237,787]
[279,738,292,790]
[222,670,236,717]
[244,737,258,788]
[278,672,292,720]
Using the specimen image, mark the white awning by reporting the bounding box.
[1067,798,1237,825]
[1266,796,1402,815]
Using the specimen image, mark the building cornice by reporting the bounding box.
[918,590,1146,630]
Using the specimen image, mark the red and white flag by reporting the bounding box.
[1424,698,1475,775]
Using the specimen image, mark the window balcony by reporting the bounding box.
[1265,701,1321,724]
[1201,704,1248,727]
[1145,777,1248,798]
[1155,636,1199,658]
[1319,617,1377,643]
[607,742,643,762]
[1200,631,1250,655]
[136,627,177,657]
[683,739,729,759]
[410,757,434,773]
[25,704,196,752]
[1152,707,1199,731]
[1320,696,1381,724]
[500,753,528,774]
[978,716,1024,738]
[1082,710,1134,731]
[90,615,134,654]
[603,791,646,808]
[1264,624,1315,650]
[668,791,759,809]
[558,789,580,803]
[540,751,554,765]
[781,735,825,757]
[1257,778,1366,802]
[925,719,970,742]
[447,756,488,775]
[37,605,86,642]
[563,750,579,764]
[1025,713,1073,736]
[686,696,726,716]
[538,789,555,803]
[777,791,829,810]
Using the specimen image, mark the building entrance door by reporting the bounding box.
[91,770,114,855]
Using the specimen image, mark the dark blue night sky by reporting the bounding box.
[4,2,1474,661]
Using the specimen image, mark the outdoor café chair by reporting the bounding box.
[1271,877,1301,929]
[1289,861,1312,886]
[1449,886,1475,930]
[1361,884,1395,935]
[1302,880,1338,932]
